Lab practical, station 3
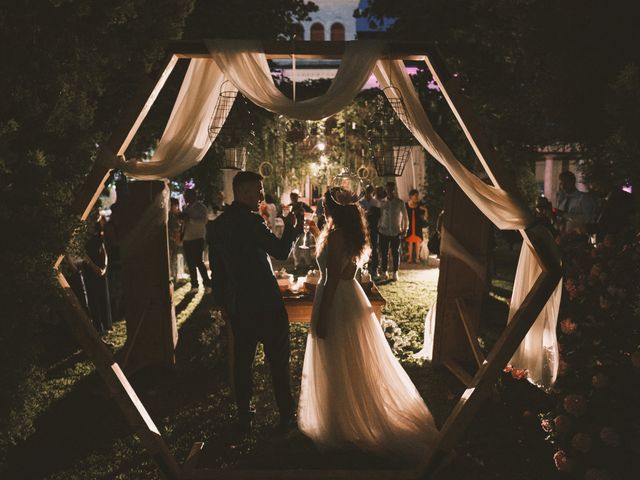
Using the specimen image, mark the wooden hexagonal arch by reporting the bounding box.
[54,40,562,480]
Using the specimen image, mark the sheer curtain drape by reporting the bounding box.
[206,39,383,120]
[121,59,234,180]
[118,41,560,388]
[373,59,561,389]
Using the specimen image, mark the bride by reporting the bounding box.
[298,188,438,460]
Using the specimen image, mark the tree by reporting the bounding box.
[359,0,640,200]
[0,0,317,468]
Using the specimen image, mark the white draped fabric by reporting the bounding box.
[507,238,562,389]
[118,40,560,389]
[207,39,383,120]
[120,59,235,180]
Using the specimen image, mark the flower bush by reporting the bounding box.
[539,232,640,479]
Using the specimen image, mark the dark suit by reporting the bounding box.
[209,201,298,423]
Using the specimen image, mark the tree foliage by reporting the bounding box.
[360,0,640,192]
[0,0,317,468]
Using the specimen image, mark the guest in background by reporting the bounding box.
[591,176,635,243]
[359,185,381,276]
[405,189,428,263]
[315,187,330,230]
[209,190,227,220]
[82,210,112,334]
[181,188,211,293]
[168,197,182,283]
[556,171,598,235]
[534,196,557,238]
[260,193,278,232]
[427,210,444,257]
[377,182,408,282]
[288,191,313,229]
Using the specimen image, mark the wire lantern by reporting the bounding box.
[372,140,413,177]
[222,147,247,171]
[382,86,413,132]
[208,80,256,171]
[208,80,237,141]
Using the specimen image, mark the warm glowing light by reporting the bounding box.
[317,142,326,152]
[319,154,328,164]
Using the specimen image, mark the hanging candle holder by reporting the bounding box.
[330,168,364,206]
[382,85,413,132]
[208,80,238,141]
[372,138,413,177]
[209,81,255,171]
[222,147,247,171]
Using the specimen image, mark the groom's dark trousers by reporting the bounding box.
[228,305,292,423]
[209,201,299,424]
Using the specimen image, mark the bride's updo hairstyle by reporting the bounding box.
[316,187,370,265]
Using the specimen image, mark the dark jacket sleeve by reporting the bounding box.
[251,215,298,260]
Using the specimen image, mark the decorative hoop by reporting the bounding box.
[258,161,274,178]
[356,164,371,180]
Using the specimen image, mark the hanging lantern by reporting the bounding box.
[371,83,415,177]
[330,169,364,205]
[222,147,247,171]
[208,80,255,171]
[382,86,413,131]
[372,141,413,177]
[208,80,237,141]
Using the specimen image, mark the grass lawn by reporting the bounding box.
[5,253,559,479]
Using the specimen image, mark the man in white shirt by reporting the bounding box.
[182,189,211,293]
[377,182,408,281]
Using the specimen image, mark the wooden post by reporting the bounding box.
[50,41,563,479]
[114,180,177,373]
[54,54,183,478]
[432,181,492,381]
[57,273,181,479]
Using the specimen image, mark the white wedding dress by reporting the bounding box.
[298,246,438,460]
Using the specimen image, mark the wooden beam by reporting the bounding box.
[185,469,418,480]
[168,40,433,60]
[442,358,473,387]
[419,227,561,476]
[57,273,181,479]
[53,55,187,476]
[54,55,180,270]
[455,298,485,368]
[423,48,522,201]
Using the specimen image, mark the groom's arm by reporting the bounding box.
[252,215,299,260]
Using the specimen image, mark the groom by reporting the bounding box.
[209,171,300,433]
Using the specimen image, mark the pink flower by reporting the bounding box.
[554,414,571,433]
[560,318,578,335]
[541,419,553,433]
[563,394,588,416]
[510,367,528,380]
[599,427,620,447]
[571,432,592,453]
[585,468,611,480]
[553,450,574,472]
[591,373,609,389]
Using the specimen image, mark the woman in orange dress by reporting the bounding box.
[405,189,428,263]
